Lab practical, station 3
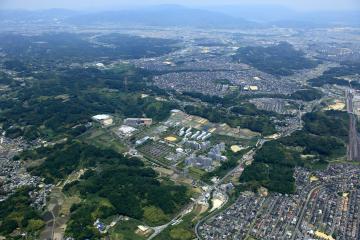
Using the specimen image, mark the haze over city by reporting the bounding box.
[1,0,360,11]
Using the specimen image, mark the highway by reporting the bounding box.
[346,89,360,161]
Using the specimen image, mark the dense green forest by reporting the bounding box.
[182,87,322,107]
[0,67,177,140]
[302,110,349,141]
[277,111,348,160]
[233,42,319,76]
[0,33,179,69]
[96,33,179,56]
[278,131,346,157]
[0,187,44,237]
[240,110,348,194]
[308,62,360,88]
[23,140,139,183]
[20,141,189,239]
[288,88,323,101]
[240,141,299,193]
[230,103,278,117]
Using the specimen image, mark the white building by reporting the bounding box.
[92,114,113,126]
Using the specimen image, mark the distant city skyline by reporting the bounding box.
[1,0,359,11]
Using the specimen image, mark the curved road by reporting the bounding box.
[291,185,322,240]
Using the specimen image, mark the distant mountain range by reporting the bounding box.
[66,5,256,28]
[0,5,359,28]
[206,5,360,27]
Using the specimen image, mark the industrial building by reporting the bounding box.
[185,154,213,171]
[92,114,113,126]
[124,118,153,127]
[117,125,137,137]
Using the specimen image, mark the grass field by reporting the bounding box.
[211,133,258,147]
[109,219,150,240]
[153,211,197,240]
[188,167,207,179]
[82,127,128,153]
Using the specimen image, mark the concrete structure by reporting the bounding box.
[118,125,137,137]
[92,114,113,126]
[136,136,150,146]
[185,155,213,170]
[124,118,152,127]
[244,85,259,91]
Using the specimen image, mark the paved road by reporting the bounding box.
[148,148,257,240]
[142,102,302,240]
[291,185,322,240]
[193,123,302,240]
[194,146,261,240]
[147,203,194,240]
[346,89,360,161]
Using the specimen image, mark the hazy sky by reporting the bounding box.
[1,0,359,11]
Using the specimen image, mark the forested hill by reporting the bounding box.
[233,42,319,76]
[0,66,177,141]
